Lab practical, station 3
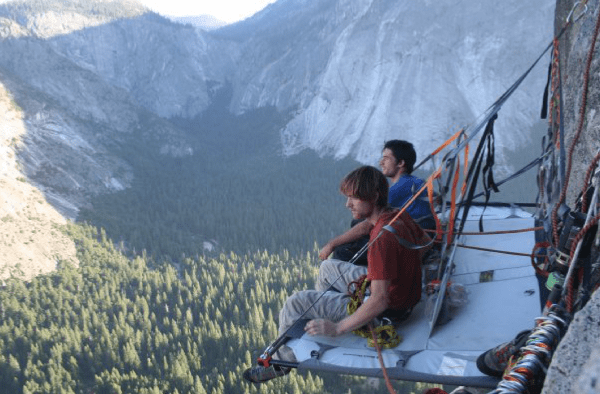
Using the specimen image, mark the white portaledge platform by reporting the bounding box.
[285,207,540,388]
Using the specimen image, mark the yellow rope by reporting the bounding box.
[347,276,402,348]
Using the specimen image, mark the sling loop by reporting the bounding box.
[382,224,434,250]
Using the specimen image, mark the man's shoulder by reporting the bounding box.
[373,210,413,234]
[404,174,425,185]
[378,209,427,240]
[392,174,424,190]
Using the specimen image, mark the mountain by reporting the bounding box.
[3,0,556,164]
[215,0,556,168]
[0,0,198,220]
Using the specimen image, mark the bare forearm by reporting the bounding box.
[327,220,372,249]
[335,293,388,335]
[305,281,390,338]
[304,293,388,337]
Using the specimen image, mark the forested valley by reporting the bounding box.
[0,224,439,393]
[1,103,445,393]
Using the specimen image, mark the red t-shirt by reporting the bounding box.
[367,209,426,311]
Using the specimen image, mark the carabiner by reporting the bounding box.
[566,1,588,24]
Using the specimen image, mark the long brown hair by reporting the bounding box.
[339,166,389,208]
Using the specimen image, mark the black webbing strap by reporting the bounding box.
[457,114,498,235]
[541,59,552,119]
[480,115,500,231]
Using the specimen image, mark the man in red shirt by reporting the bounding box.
[244,166,428,383]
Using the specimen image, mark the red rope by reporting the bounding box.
[456,244,533,257]
[532,241,552,278]
[369,324,397,394]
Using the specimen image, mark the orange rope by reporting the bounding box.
[531,241,551,278]
[369,324,397,394]
[581,150,600,213]
[430,128,464,156]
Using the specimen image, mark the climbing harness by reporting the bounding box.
[346,275,403,348]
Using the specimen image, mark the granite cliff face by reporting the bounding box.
[218,0,556,167]
[541,1,600,392]
[0,0,197,218]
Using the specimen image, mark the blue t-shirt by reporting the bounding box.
[388,174,431,223]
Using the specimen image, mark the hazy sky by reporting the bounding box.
[139,0,278,23]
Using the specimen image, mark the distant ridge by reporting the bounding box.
[168,14,227,30]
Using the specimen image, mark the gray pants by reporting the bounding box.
[278,259,368,336]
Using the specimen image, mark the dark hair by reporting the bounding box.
[339,166,389,209]
[383,140,417,174]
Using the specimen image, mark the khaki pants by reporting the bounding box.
[278,259,368,336]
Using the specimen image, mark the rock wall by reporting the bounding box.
[541,1,600,393]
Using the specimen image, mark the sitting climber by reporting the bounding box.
[243,166,430,383]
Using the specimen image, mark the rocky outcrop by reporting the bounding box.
[0,1,197,219]
[544,289,600,393]
[0,79,77,280]
[541,1,600,392]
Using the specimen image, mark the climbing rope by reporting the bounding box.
[369,324,398,394]
[346,275,402,348]
[424,226,544,237]
[455,244,534,258]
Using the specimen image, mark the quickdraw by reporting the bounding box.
[489,305,570,394]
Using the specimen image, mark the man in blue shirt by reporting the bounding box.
[379,140,434,230]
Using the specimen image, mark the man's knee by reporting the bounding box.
[279,291,314,334]
[281,291,313,318]
[316,259,339,291]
